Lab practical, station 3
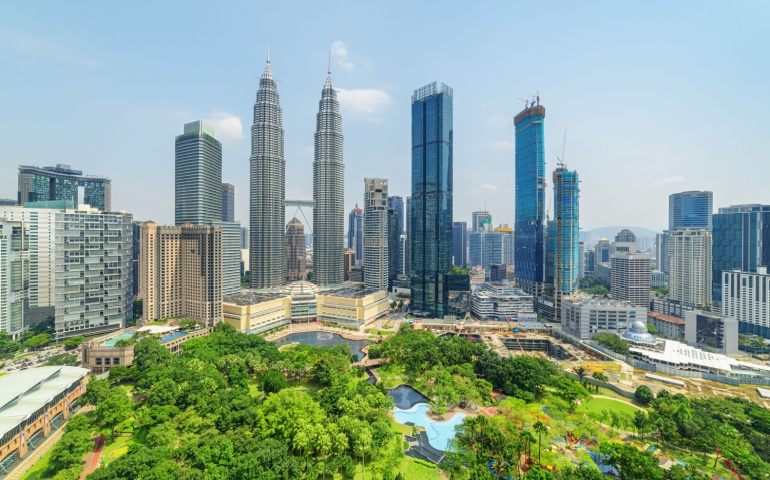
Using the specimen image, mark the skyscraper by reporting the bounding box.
[286,217,307,281]
[388,196,405,234]
[669,191,713,231]
[0,219,29,338]
[388,208,400,289]
[364,178,388,291]
[405,196,412,275]
[313,67,344,286]
[452,221,468,268]
[655,233,669,274]
[611,252,651,307]
[410,82,453,317]
[347,204,364,265]
[712,204,770,304]
[18,164,111,212]
[250,54,286,288]
[552,166,580,319]
[175,121,222,226]
[514,99,546,295]
[469,230,504,272]
[668,228,712,308]
[221,183,235,222]
[472,211,492,232]
[132,221,142,298]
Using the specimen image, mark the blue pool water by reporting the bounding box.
[393,403,466,451]
[388,385,430,409]
[273,332,370,361]
[103,333,134,346]
[161,331,188,343]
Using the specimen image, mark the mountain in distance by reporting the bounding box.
[585,226,661,241]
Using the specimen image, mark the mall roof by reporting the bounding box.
[631,340,770,375]
[0,366,89,439]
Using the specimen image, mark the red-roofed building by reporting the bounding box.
[647,311,685,340]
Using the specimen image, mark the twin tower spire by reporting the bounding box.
[249,48,344,289]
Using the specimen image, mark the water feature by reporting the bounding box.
[103,333,134,346]
[273,331,370,361]
[388,384,430,409]
[393,403,466,452]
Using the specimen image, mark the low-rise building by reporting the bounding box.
[0,366,88,468]
[684,310,738,355]
[561,296,646,340]
[647,311,685,341]
[470,283,534,321]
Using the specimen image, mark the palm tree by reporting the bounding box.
[533,421,547,465]
[520,430,535,465]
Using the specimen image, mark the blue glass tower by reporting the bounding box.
[669,191,713,231]
[712,204,770,303]
[553,167,580,315]
[514,102,546,295]
[410,82,453,317]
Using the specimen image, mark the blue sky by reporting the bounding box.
[1,1,768,232]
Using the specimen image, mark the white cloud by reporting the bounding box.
[478,184,500,192]
[336,88,391,121]
[204,113,243,142]
[0,28,103,66]
[331,40,354,70]
[484,114,511,129]
[653,175,685,187]
[490,140,515,151]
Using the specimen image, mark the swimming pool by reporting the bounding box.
[160,331,187,343]
[393,403,466,451]
[102,333,134,346]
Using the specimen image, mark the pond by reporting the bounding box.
[393,403,466,452]
[272,331,370,361]
[388,384,430,409]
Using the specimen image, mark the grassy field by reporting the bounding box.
[581,396,641,418]
[101,434,131,465]
[365,328,397,337]
[19,447,55,480]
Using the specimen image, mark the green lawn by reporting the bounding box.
[581,396,641,418]
[396,457,441,480]
[19,446,55,480]
[101,434,131,465]
[366,328,397,337]
[248,383,263,398]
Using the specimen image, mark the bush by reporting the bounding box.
[635,385,654,404]
[593,333,630,355]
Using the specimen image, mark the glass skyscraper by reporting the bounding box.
[18,164,111,212]
[347,204,363,265]
[175,121,222,226]
[712,204,770,303]
[553,167,580,315]
[669,191,713,231]
[452,221,467,268]
[221,183,235,222]
[514,101,546,295]
[410,82,453,317]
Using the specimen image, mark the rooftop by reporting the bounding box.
[224,291,287,306]
[0,366,89,439]
[647,311,685,325]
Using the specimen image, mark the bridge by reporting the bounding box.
[352,358,389,368]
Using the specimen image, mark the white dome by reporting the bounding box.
[623,321,656,344]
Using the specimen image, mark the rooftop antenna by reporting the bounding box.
[536,91,540,106]
[557,129,567,168]
[517,97,529,109]
[328,50,331,75]
[267,39,270,65]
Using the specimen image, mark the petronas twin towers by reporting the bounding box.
[249,53,344,289]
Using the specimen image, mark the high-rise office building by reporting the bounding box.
[0,219,29,338]
[405,196,412,275]
[343,248,355,282]
[722,268,770,338]
[611,252,651,307]
[18,164,111,212]
[132,222,142,298]
[469,230,504,272]
[655,233,669,274]
[578,242,586,280]
[141,222,222,326]
[209,220,241,297]
[472,211,492,232]
[712,204,770,304]
[347,204,364,265]
[514,100,546,295]
[240,227,249,249]
[250,54,286,288]
[388,208,401,289]
[388,196,405,275]
[669,191,713,231]
[552,166,580,319]
[452,221,468,268]
[611,228,636,255]
[175,121,222,226]
[596,238,611,264]
[313,68,344,286]
[57,206,133,338]
[668,228,712,308]
[410,82,453,317]
[286,217,307,281]
[221,183,235,222]
[495,226,514,266]
[364,178,388,291]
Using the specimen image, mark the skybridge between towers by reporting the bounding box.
[284,199,314,233]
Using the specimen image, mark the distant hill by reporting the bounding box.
[585,226,661,241]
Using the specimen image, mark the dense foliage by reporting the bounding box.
[578,276,609,296]
[592,333,630,355]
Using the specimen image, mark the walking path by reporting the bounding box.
[80,435,105,478]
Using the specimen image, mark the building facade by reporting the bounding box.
[722,268,770,338]
[286,217,307,281]
[140,222,222,325]
[561,297,646,340]
[668,228,712,308]
[210,220,241,297]
[647,311,685,341]
[655,233,669,274]
[452,221,468,268]
[18,164,111,212]
[132,222,142,298]
[611,252,651,307]
[669,191,713,231]
[472,211,492,232]
[347,204,364,266]
[175,121,222,226]
[364,178,389,291]
[0,219,29,338]
[471,283,534,321]
[250,56,286,288]
[313,70,345,286]
[684,310,738,355]
[388,196,405,274]
[469,230,504,273]
[552,166,580,320]
[221,183,235,222]
[410,82,453,317]
[514,101,546,296]
[712,204,770,304]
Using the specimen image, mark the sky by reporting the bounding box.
[1,1,768,233]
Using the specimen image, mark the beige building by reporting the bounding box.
[363,178,389,291]
[286,217,307,281]
[343,248,356,281]
[223,292,292,334]
[668,228,712,309]
[317,288,390,326]
[611,252,651,307]
[140,221,222,325]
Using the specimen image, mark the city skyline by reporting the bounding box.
[2,2,767,233]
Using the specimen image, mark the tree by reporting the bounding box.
[592,333,630,355]
[261,368,288,394]
[533,420,548,464]
[48,429,93,471]
[633,410,649,439]
[134,337,172,370]
[0,331,21,359]
[24,332,52,351]
[108,365,132,383]
[82,377,112,405]
[647,324,657,335]
[43,353,79,366]
[635,385,654,405]
[63,335,85,350]
[573,365,588,384]
[96,390,132,439]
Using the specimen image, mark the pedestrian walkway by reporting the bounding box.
[80,435,105,478]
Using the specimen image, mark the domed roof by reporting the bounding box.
[281,281,320,296]
[623,321,656,344]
